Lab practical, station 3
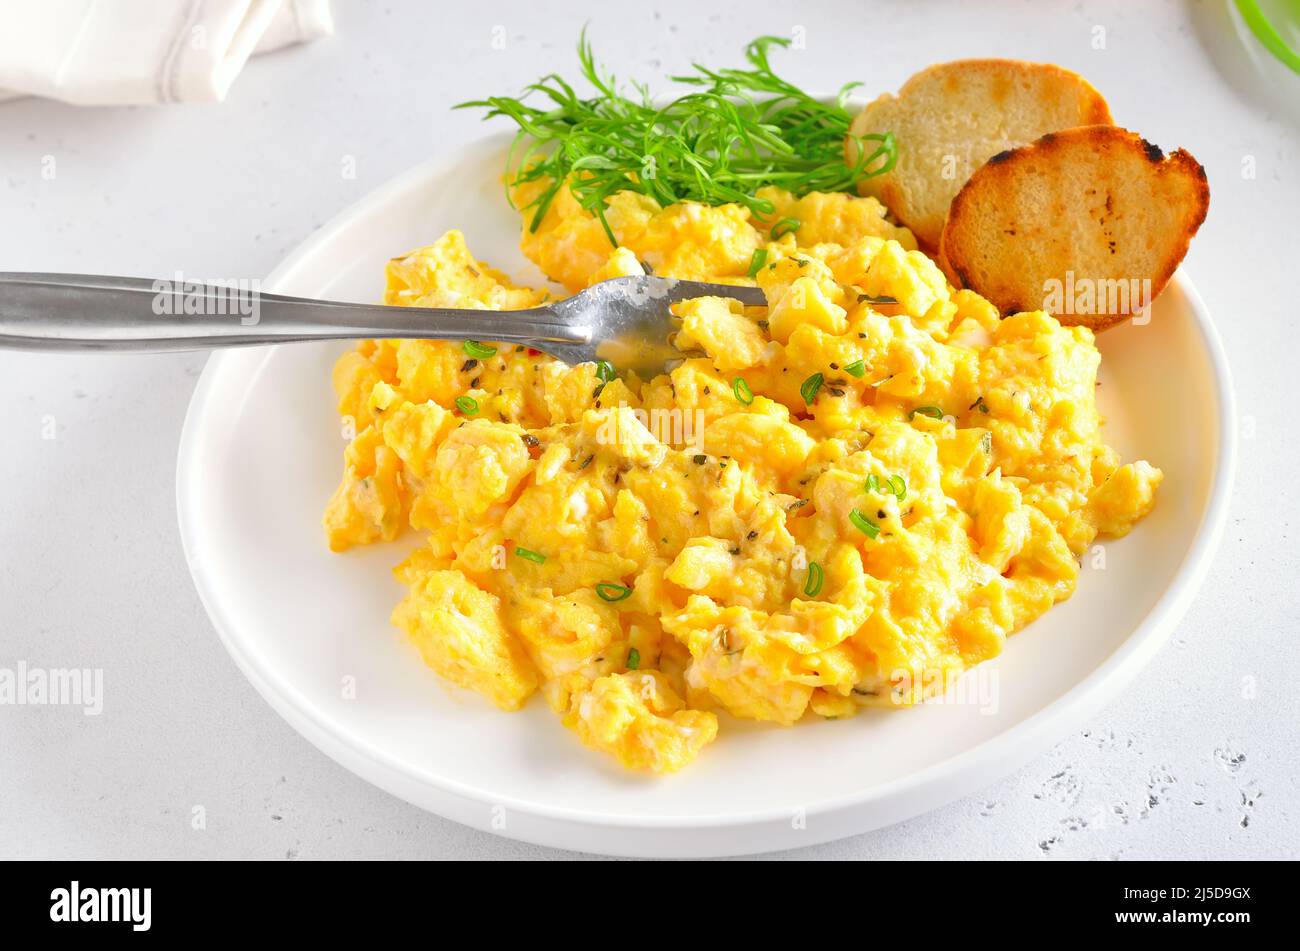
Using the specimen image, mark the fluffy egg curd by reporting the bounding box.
[322,178,1162,774]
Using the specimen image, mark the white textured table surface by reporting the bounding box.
[1,0,1296,860]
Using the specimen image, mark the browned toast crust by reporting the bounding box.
[940,125,1209,329]
[846,59,1114,249]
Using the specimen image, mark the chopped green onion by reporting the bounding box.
[747,248,768,278]
[867,472,906,501]
[909,405,944,420]
[595,359,617,383]
[981,431,993,454]
[732,376,754,405]
[844,360,866,378]
[455,395,479,415]
[463,340,497,359]
[515,546,546,564]
[849,508,880,539]
[626,647,641,670]
[969,395,989,414]
[800,372,824,405]
[859,294,899,305]
[804,561,824,597]
[596,582,633,602]
[771,217,801,240]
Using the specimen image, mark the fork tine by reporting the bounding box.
[666,280,767,307]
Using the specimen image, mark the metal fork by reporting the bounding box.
[0,272,766,378]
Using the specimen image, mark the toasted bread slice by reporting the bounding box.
[940,126,1209,330]
[846,59,1113,248]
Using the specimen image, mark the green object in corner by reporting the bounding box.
[1235,0,1300,75]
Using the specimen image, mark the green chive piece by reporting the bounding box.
[771,217,801,240]
[596,582,633,602]
[859,294,899,305]
[849,508,880,539]
[626,647,641,670]
[800,372,824,405]
[887,474,906,500]
[595,360,616,383]
[981,431,993,454]
[844,360,866,378]
[909,405,944,420]
[454,395,479,415]
[515,546,546,564]
[865,474,880,493]
[747,248,768,278]
[732,376,754,405]
[463,340,497,359]
[804,561,824,597]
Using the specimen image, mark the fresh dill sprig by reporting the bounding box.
[455,31,897,246]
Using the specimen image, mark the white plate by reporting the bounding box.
[177,134,1236,857]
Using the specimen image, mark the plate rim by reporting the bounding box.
[176,140,1237,851]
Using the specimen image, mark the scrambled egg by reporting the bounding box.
[323,181,1161,773]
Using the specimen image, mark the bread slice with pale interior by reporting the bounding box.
[939,125,1209,330]
[846,59,1113,249]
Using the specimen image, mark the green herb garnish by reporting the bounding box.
[596,581,634,602]
[733,376,755,405]
[909,405,944,420]
[455,395,479,415]
[866,472,904,501]
[626,647,641,670]
[595,359,617,383]
[804,561,824,597]
[859,294,899,306]
[770,217,801,240]
[843,359,866,378]
[515,546,546,564]
[458,32,897,245]
[747,248,768,277]
[463,340,497,359]
[849,508,880,539]
[800,372,824,405]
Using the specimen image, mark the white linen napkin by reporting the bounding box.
[0,0,333,105]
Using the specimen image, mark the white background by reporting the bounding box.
[1,0,1295,859]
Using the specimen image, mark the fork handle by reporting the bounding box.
[0,273,586,352]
